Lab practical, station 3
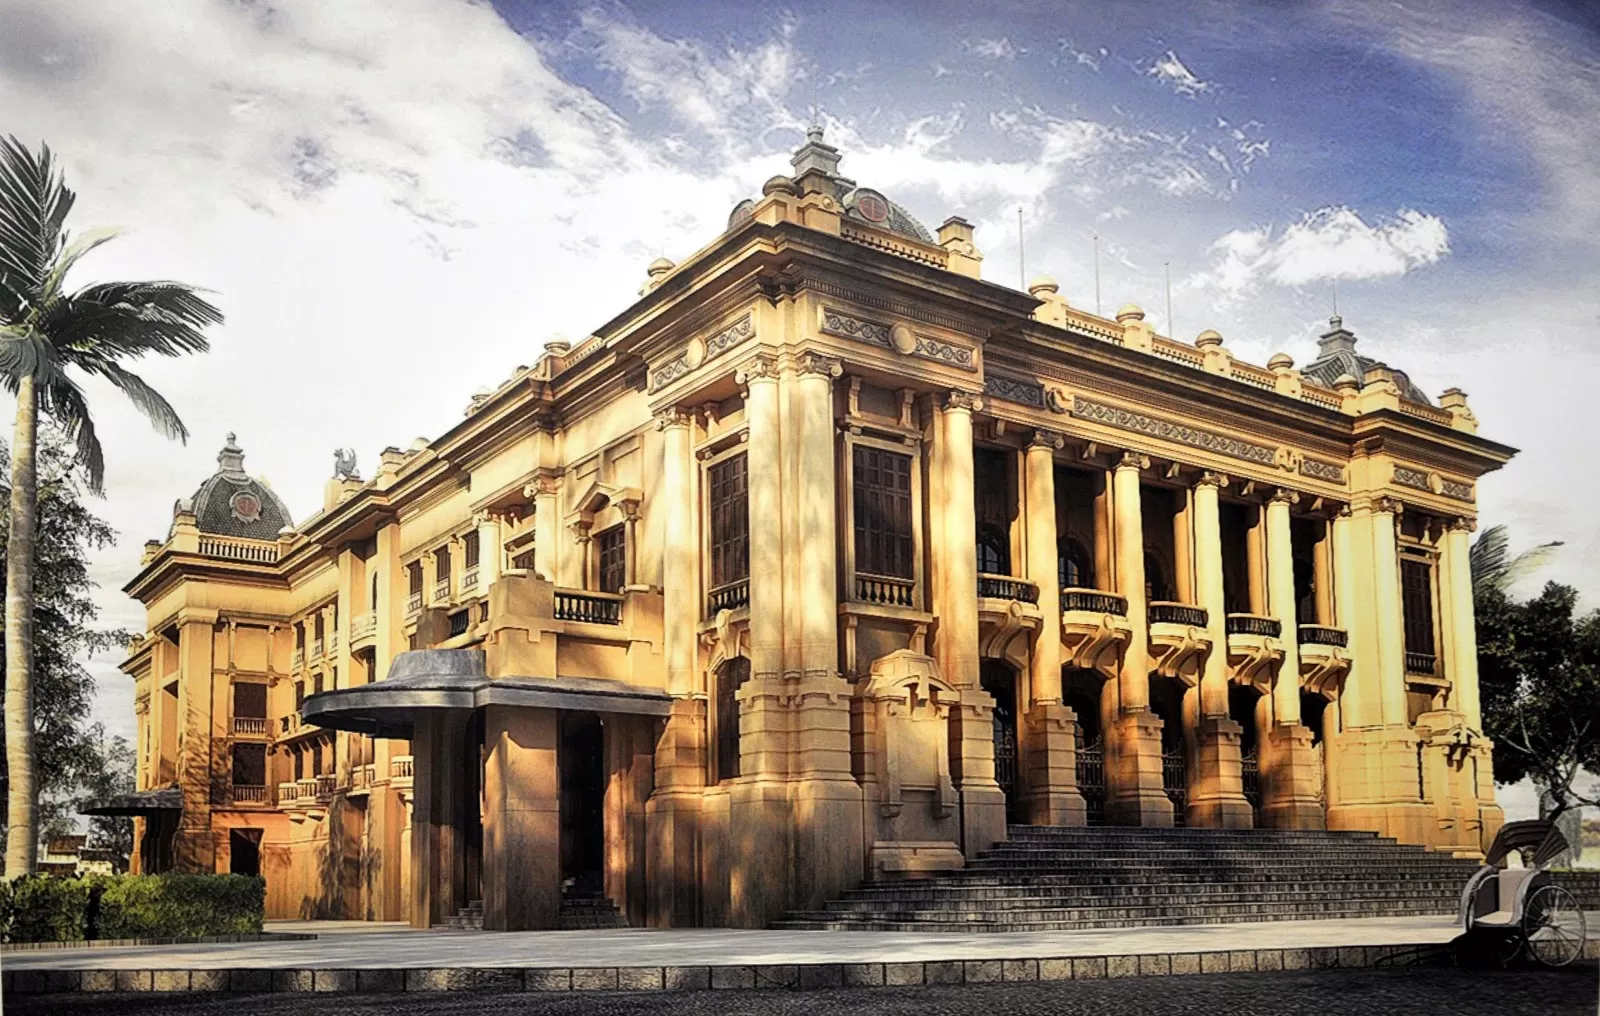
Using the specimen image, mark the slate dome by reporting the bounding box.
[182,434,293,540]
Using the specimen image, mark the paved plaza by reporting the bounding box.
[11,966,1596,1016]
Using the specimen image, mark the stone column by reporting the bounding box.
[726,355,790,927]
[936,391,1007,853]
[174,611,219,872]
[645,406,704,927]
[1262,488,1322,828]
[1442,519,1482,731]
[476,512,502,590]
[480,706,560,930]
[531,473,562,585]
[1106,452,1172,826]
[1189,472,1251,827]
[788,354,863,911]
[1021,430,1085,825]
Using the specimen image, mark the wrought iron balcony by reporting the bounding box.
[854,572,915,607]
[1226,614,1282,639]
[1149,601,1208,627]
[977,574,1040,604]
[1060,588,1128,615]
[232,716,268,737]
[708,578,750,615]
[554,589,623,625]
[1299,625,1349,648]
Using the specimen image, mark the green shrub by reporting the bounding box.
[0,873,264,943]
[0,874,92,943]
[94,873,265,939]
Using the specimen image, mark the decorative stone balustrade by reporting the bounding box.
[553,589,623,625]
[1059,587,1133,680]
[1148,601,1213,685]
[977,574,1040,604]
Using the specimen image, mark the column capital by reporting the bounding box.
[653,405,694,430]
[1114,450,1150,472]
[1371,495,1405,516]
[1028,428,1065,451]
[1268,487,1301,507]
[735,354,779,387]
[943,389,983,413]
[1194,470,1229,490]
[1447,515,1477,533]
[1334,503,1354,520]
[796,352,843,379]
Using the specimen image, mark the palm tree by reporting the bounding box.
[1469,523,1562,598]
[0,137,220,875]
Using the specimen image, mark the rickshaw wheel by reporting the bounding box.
[1523,884,1586,967]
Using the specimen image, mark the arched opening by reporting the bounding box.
[1058,536,1093,590]
[1230,685,1265,822]
[558,711,606,897]
[714,657,750,782]
[1064,668,1106,826]
[229,828,261,877]
[1301,691,1330,809]
[977,521,1011,576]
[1144,547,1175,602]
[1149,677,1188,824]
[980,660,1021,824]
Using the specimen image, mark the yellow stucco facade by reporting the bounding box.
[120,130,1513,930]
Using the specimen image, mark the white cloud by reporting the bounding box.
[964,37,1018,60]
[1192,207,1450,298]
[1058,39,1105,71]
[1146,49,1212,97]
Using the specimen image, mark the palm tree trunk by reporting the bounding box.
[5,372,38,876]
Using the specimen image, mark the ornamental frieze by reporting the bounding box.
[1392,466,1432,492]
[1441,478,1474,501]
[819,306,977,372]
[983,372,1046,409]
[1070,396,1278,466]
[647,313,755,394]
[1299,457,1346,484]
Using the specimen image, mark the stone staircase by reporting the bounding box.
[775,826,1484,932]
[438,889,627,931]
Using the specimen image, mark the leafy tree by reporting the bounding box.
[0,137,219,873]
[1473,526,1600,818]
[0,433,134,864]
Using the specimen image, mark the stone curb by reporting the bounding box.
[3,932,317,953]
[13,938,1570,995]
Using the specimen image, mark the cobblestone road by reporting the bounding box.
[13,967,1597,1016]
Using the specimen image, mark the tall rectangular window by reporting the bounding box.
[853,446,914,579]
[598,525,627,593]
[233,682,267,719]
[231,743,266,787]
[1401,557,1437,674]
[435,546,451,585]
[463,531,480,569]
[407,562,424,595]
[709,454,750,590]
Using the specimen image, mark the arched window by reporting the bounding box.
[1144,548,1174,602]
[715,657,751,782]
[1058,537,1093,589]
[976,522,1011,575]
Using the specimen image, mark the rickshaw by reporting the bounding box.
[1457,819,1588,967]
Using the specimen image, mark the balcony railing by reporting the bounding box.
[1405,651,1438,676]
[280,712,302,735]
[708,578,750,614]
[1226,614,1282,639]
[433,578,452,604]
[314,773,337,800]
[448,608,472,638]
[233,716,268,737]
[554,589,623,625]
[350,611,376,642]
[196,534,280,564]
[1060,588,1128,615]
[1299,625,1349,648]
[328,631,339,654]
[231,783,269,805]
[405,591,423,616]
[1149,601,1208,627]
[390,755,414,786]
[855,572,915,608]
[292,648,305,671]
[310,638,324,661]
[277,781,300,806]
[461,566,480,594]
[977,574,1040,604]
[350,763,375,791]
[294,777,317,803]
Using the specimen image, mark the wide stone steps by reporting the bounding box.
[775,826,1481,933]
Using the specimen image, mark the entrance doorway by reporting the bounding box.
[558,711,606,896]
[1064,670,1106,826]
[229,828,262,877]
[1231,685,1264,821]
[1301,692,1330,809]
[1150,677,1188,825]
[979,661,1021,824]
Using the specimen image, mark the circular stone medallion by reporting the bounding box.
[230,490,262,524]
[856,191,889,223]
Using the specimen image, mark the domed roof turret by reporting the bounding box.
[1302,316,1433,405]
[182,434,293,540]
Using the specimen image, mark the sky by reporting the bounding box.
[2,0,1597,820]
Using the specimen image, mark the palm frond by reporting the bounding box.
[77,358,189,443]
[38,374,104,493]
[47,281,220,357]
[1471,524,1510,596]
[0,327,69,387]
[0,268,28,323]
[0,136,74,300]
[40,227,121,304]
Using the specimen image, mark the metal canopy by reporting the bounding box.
[301,648,673,739]
[81,787,183,816]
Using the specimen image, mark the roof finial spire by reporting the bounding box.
[218,433,247,477]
